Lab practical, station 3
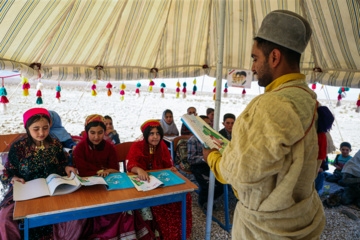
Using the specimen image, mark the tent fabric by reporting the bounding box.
[0,0,359,87]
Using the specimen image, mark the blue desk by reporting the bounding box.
[14,171,197,240]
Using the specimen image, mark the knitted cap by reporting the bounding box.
[23,108,50,128]
[256,10,312,54]
[141,120,161,132]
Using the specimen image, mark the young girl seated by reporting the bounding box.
[73,114,154,239]
[160,109,179,136]
[0,108,76,240]
[126,120,192,240]
[104,115,121,145]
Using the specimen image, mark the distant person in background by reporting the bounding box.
[49,110,77,150]
[341,150,360,208]
[0,108,76,240]
[187,115,223,211]
[104,115,121,145]
[219,113,236,140]
[326,142,352,184]
[160,109,179,136]
[181,107,197,135]
[206,108,214,127]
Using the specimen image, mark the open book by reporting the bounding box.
[14,172,134,201]
[181,114,229,154]
[13,172,107,201]
[129,170,186,191]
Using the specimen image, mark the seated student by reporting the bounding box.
[206,108,214,127]
[104,115,121,145]
[187,115,224,210]
[341,150,360,208]
[219,113,236,140]
[127,120,192,240]
[49,110,77,150]
[160,109,179,136]
[315,157,329,194]
[181,107,197,135]
[0,108,76,240]
[326,142,352,184]
[73,114,154,239]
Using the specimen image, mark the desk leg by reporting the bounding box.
[24,218,29,240]
[181,193,187,240]
[170,142,174,162]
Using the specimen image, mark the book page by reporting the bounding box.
[181,114,229,154]
[76,175,108,186]
[150,170,185,187]
[129,175,163,191]
[47,173,79,196]
[13,178,50,201]
[104,173,134,190]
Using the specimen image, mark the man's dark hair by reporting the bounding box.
[223,113,236,122]
[143,125,164,144]
[254,37,301,66]
[239,71,247,77]
[104,115,112,120]
[85,121,106,134]
[206,108,214,115]
[25,114,53,147]
[199,115,209,120]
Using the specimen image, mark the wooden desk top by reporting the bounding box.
[14,170,198,220]
[0,133,25,152]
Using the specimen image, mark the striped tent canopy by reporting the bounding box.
[0,0,359,87]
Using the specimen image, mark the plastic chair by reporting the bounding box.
[114,142,134,172]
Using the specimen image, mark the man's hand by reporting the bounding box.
[202,148,218,163]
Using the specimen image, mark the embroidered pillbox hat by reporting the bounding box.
[256,10,312,54]
[23,108,50,128]
[141,120,161,132]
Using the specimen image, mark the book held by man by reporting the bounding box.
[181,114,230,154]
[14,172,134,201]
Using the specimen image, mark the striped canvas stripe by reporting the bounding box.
[0,0,358,87]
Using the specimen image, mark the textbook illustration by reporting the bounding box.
[129,170,186,191]
[129,175,164,191]
[104,173,134,190]
[181,114,230,154]
[13,172,108,201]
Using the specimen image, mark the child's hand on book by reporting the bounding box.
[11,176,25,184]
[170,166,177,172]
[137,169,150,182]
[65,166,77,177]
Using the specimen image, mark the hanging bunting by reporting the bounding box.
[176,80,181,98]
[21,76,30,96]
[0,78,9,112]
[36,71,43,104]
[106,82,113,96]
[120,82,126,101]
[213,80,216,101]
[182,82,187,98]
[311,83,317,90]
[242,89,246,98]
[356,94,360,113]
[160,83,166,98]
[136,82,141,96]
[223,83,228,97]
[149,79,154,92]
[192,79,197,95]
[91,80,97,96]
[56,81,61,102]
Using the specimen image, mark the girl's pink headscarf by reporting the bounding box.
[23,108,50,128]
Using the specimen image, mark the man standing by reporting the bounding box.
[204,10,325,239]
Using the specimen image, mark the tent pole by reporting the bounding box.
[205,0,226,239]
